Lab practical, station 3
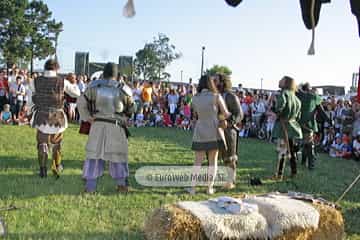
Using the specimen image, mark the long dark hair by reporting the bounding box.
[197,75,218,93]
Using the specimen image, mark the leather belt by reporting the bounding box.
[94,118,130,138]
[95,118,123,126]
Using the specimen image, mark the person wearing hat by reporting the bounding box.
[30,59,81,178]
[77,62,135,193]
[272,76,302,180]
[296,83,331,170]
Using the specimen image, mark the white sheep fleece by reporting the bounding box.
[178,194,320,240]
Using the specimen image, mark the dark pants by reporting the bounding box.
[276,138,297,177]
[168,107,177,125]
[0,96,7,111]
[14,100,23,119]
[301,130,315,169]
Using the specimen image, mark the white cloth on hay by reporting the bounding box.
[178,194,320,240]
[177,200,269,240]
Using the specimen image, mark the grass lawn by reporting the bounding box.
[0,125,360,240]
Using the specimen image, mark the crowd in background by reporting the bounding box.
[1,66,360,161]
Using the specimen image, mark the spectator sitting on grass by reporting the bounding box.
[352,132,360,161]
[322,126,335,152]
[329,134,343,158]
[341,135,352,159]
[15,105,30,126]
[0,104,12,125]
[135,108,145,127]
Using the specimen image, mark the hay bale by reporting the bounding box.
[143,204,206,240]
[275,203,344,240]
[144,199,345,240]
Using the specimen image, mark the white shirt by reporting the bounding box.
[15,83,26,101]
[132,88,142,101]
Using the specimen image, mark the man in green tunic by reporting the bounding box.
[296,83,331,170]
[272,76,302,180]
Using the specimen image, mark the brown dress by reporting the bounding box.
[192,89,229,151]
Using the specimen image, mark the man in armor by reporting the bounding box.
[297,83,331,170]
[77,62,135,193]
[30,59,81,178]
[272,76,302,180]
[216,74,243,189]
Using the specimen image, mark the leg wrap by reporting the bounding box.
[224,156,238,183]
[38,143,48,167]
[52,143,62,165]
[276,139,287,178]
[85,179,97,192]
[289,140,297,175]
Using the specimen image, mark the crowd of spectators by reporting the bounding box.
[1,66,360,161]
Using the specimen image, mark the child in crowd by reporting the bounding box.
[183,103,191,120]
[239,116,251,138]
[329,134,343,158]
[135,108,145,127]
[15,105,29,125]
[181,117,191,130]
[352,132,360,161]
[154,109,163,127]
[341,136,352,159]
[175,114,183,128]
[0,104,12,125]
[322,127,335,152]
[162,110,172,127]
[265,109,276,141]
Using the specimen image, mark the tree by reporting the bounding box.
[134,33,181,81]
[0,0,30,68]
[25,0,63,73]
[134,43,159,80]
[0,0,62,72]
[206,65,232,76]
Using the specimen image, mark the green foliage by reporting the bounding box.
[206,64,232,76]
[0,126,359,239]
[0,0,62,70]
[134,33,181,81]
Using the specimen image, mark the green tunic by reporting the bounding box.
[272,90,303,139]
[296,91,322,133]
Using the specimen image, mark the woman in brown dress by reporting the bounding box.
[187,75,230,194]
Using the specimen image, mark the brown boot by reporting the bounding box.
[117,186,129,193]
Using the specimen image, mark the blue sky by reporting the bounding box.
[40,0,359,90]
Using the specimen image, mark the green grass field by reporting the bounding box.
[0,125,359,240]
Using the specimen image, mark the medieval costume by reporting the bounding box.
[30,68,81,178]
[77,63,135,193]
[188,75,230,195]
[296,85,331,170]
[217,74,243,189]
[272,77,302,179]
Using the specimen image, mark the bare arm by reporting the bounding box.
[217,94,231,119]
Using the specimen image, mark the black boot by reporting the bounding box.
[308,144,316,170]
[39,167,47,178]
[301,145,307,166]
